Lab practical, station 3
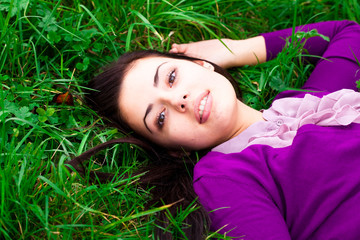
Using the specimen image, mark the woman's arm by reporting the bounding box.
[263,21,360,92]
[170,36,266,68]
[300,21,360,92]
[172,21,360,92]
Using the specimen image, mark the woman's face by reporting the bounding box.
[118,56,244,150]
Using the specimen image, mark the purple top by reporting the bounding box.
[193,21,360,239]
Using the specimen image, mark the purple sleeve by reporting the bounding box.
[262,21,360,92]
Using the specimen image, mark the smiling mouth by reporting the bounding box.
[195,91,212,124]
[199,95,208,121]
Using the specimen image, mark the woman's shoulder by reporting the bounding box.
[193,144,277,184]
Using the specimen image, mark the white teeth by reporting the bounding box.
[198,96,208,119]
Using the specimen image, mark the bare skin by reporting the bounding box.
[118,36,267,151]
[169,36,266,69]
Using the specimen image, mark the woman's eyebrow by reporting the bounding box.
[144,61,168,133]
[153,62,167,87]
[143,104,153,133]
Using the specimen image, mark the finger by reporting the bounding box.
[169,48,178,53]
[171,43,187,53]
[169,43,179,53]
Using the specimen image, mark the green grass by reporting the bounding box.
[1,0,359,239]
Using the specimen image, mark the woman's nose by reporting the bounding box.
[163,92,188,112]
[179,94,188,111]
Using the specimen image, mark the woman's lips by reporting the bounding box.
[195,91,212,124]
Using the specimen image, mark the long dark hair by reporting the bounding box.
[68,50,242,239]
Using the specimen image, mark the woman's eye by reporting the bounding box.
[168,70,176,87]
[157,110,166,128]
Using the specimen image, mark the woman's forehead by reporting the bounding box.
[132,56,171,69]
[124,57,168,86]
[119,57,167,110]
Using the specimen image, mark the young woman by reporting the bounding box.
[73,20,360,239]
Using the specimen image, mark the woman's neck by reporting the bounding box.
[230,101,265,140]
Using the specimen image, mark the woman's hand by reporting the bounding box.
[169,36,266,69]
[170,39,238,68]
